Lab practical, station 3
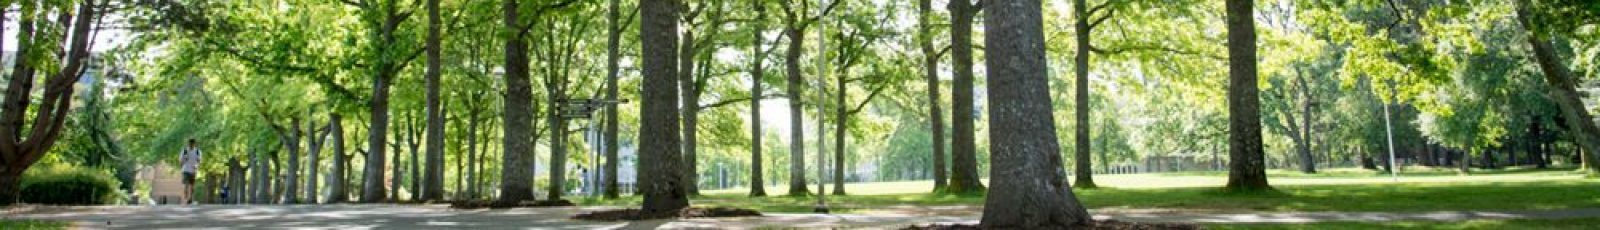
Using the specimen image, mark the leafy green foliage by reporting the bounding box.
[20,165,124,205]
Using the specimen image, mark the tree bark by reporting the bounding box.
[979,1,1094,227]
[749,1,769,197]
[0,0,98,206]
[408,118,421,201]
[918,0,948,192]
[1072,0,1098,189]
[422,0,446,201]
[360,5,409,203]
[499,0,536,203]
[784,26,810,197]
[680,28,701,196]
[1224,0,1269,191]
[947,0,986,194]
[1514,0,1600,175]
[640,0,690,214]
[833,62,847,195]
[604,0,624,199]
[328,115,349,203]
[284,119,302,203]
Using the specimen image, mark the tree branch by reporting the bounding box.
[1088,44,1225,60]
[699,94,786,110]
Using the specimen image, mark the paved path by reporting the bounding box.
[5,205,1600,229]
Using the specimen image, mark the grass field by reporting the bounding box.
[1207,217,1600,230]
[0,220,66,230]
[579,167,1599,213]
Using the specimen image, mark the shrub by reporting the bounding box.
[19,165,123,205]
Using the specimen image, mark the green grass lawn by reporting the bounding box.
[580,168,1599,213]
[1206,217,1600,230]
[0,220,66,230]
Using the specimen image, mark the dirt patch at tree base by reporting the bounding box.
[448,199,576,209]
[904,220,1203,230]
[571,207,762,221]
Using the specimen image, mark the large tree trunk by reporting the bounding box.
[284,119,302,204]
[640,0,690,214]
[1071,0,1098,189]
[784,26,810,196]
[918,0,947,191]
[979,1,1093,227]
[499,0,537,203]
[749,1,769,197]
[947,0,986,194]
[421,0,446,202]
[1514,0,1600,175]
[679,29,701,196]
[328,115,348,203]
[604,0,624,199]
[1224,0,1269,191]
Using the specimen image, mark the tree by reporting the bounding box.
[1513,0,1600,175]
[917,0,948,191]
[1224,0,1269,191]
[0,0,102,205]
[327,115,349,203]
[499,0,535,203]
[979,0,1093,228]
[420,0,446,202]
[749,0,771,197]
[639,0,690,214]
[603,0,625,200]
[777,0,842,196]
[946,0,985,194]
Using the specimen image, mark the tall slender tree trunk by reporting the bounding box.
[979,1,1093,227]
[947,0,985,194]
[499,0,537,203]
[548,94,567,201]
[640,0,690,214]
[465,111,480,199]
[1296,75,1317,174]
[1224,0,1269,191]
[408,121,421,201]
[749,1,769,197]
[603,0,623,199]
[421,0,446,202]
[306,119,324,203]
[833,66,847,195]
[1514,0,1600,176]
[1071,0,1098,189]
[680,29,701,196]
[328,115,347,203]
[918,0,948,191]
[785,26,810,196]
[285,119,302,204]
[391,131,404,201]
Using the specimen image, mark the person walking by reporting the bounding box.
[180,139,203,205]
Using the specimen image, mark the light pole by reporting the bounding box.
[1382,79,1399,182]
[813,0,831,214]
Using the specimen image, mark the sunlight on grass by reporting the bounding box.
[582,168,1600,214]
[1206,217,1600,230]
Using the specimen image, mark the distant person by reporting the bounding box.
[179,139,203,205]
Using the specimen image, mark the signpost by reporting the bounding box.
[556,98,627,196]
